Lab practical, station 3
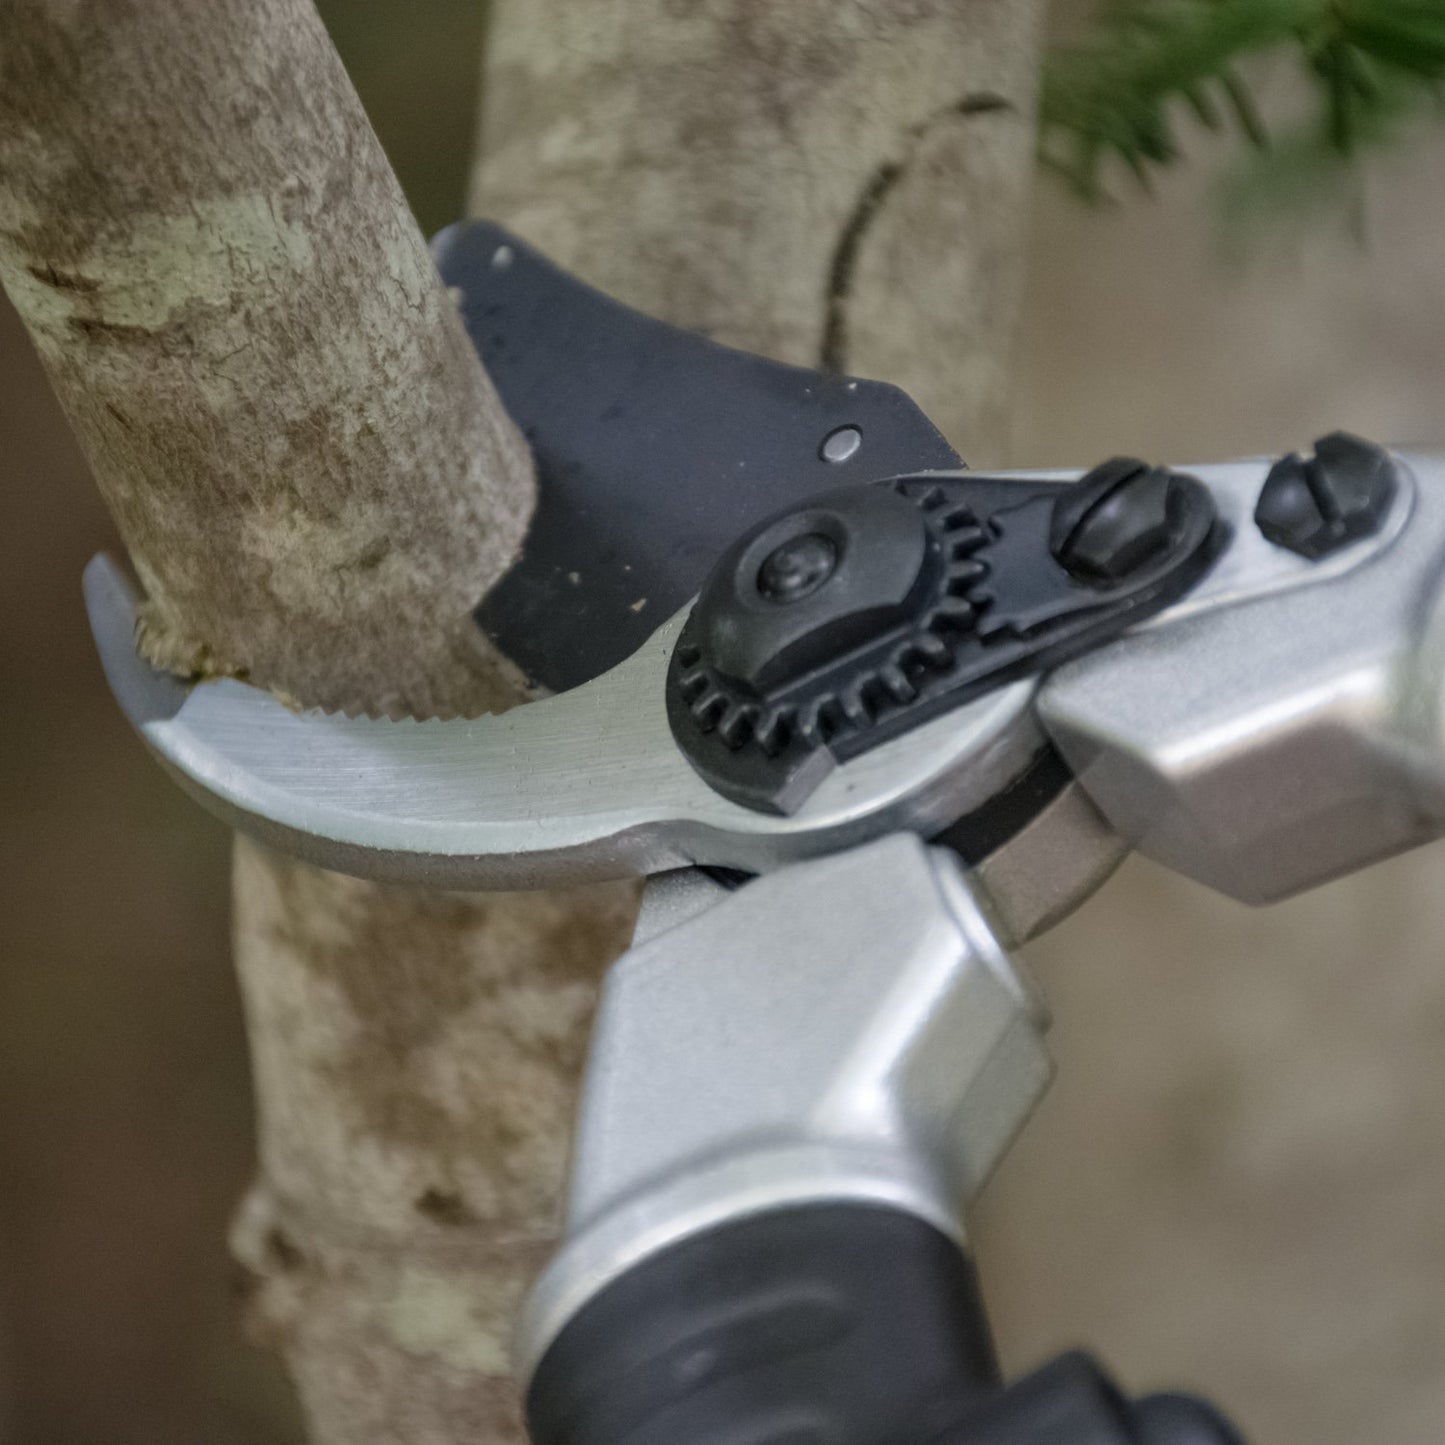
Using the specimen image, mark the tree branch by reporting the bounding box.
[0,5,628,1441]
[0,0,532,719]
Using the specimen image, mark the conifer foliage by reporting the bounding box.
[1044,1,1445,201]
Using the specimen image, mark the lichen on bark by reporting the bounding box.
[0,0,532,720]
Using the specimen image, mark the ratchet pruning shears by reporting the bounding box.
[86,221,1445,1444]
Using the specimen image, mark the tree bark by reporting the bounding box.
[0,2,634,1440]
[474,0,1042,450]
[0,0,531,719]
[4,1,1045,1441]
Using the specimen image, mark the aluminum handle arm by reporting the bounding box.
[1038,448,1445,903]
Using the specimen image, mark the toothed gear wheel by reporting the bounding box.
[673,478,991,762]
[666,465,1219,815]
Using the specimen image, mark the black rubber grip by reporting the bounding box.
[932,1352,1248,1444]
[525,1202,1000,1445]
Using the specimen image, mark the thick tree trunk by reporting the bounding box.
[5,1,1045,1441]
[474,0,1042,450]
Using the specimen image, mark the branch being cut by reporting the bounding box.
[0,5,634,1442]
[0,0,531,719]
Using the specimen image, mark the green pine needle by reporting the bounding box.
[1042,0,1445,207]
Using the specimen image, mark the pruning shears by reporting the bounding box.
[86,221,1445,1444]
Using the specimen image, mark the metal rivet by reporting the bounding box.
[757,532,839,603]
[491,245,514,270]
[1254,433,1397,561]
[820,425,862,464]
[1050,459,1178,584]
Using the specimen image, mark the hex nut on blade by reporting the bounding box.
[1254,432,1397,561]
[1049,457,1188,584]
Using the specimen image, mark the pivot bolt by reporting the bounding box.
[819,424,863,464]
[687,484,930,691]
[1254,432,1396,561]
[757,532,838,603]
[1049,457,1186,584]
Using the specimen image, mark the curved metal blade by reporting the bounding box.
[84,554,1039,891]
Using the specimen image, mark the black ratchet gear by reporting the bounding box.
[667,464,1222,813]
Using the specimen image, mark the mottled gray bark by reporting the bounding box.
[229,862,640,1443]
[3,1,1046,1440]
[0,3,630,1440]
[475,0,1043,454]
[0,0,532,718]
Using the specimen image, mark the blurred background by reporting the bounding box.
[3,3,1445,1442]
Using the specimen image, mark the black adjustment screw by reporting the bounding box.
[757,532,838,604]
[1049,457,1189,584]
[1254,431,1397,561]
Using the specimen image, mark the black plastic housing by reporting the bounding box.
[666,471,1221,814]
[525,1202,1249,1445]
[525,1204,1000,1445]
[434,221,961,692]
